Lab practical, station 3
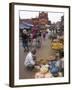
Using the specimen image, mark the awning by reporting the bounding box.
[19,21,33,30]
[19,23,30,29]
[22,22,33,27]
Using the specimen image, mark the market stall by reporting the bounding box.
[51,35,64,58]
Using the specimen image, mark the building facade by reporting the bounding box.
[20,12,49,30]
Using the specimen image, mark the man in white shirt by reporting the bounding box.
[24,48,36,70]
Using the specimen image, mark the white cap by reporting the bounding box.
[23,29,27,34]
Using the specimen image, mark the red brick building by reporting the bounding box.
[39,12,48,25]
[32,18,39,25]
[20,12,49,30]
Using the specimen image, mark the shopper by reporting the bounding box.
[36,32,42,48]
[22,29,29,52]
[43,32,46,40]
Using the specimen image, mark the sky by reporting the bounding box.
[20,11,64,23]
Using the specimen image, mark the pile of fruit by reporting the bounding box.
[35,65,52,78]
[47,56,55,61]
[40,65,48,74]
[38,59,48,65]
[52,41,63,50]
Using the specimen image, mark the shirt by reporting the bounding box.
[56,60,64,69]
[22,33,28,41]
[24,52,35,67]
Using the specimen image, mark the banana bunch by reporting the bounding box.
[52,42,63,50]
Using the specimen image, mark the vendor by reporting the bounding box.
[50,53,64,77]
[48,54,60,77]
[24,48,36,71]
[55,55,64,76]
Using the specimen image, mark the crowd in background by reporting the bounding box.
[21,29,49,52]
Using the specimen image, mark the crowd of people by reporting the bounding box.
[21,29,49,52]
[21,28,63,52]
[20,28,64,78]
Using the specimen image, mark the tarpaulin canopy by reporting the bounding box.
[19,23,30,29]
[19,22,33,30]
[22,22,33,27]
